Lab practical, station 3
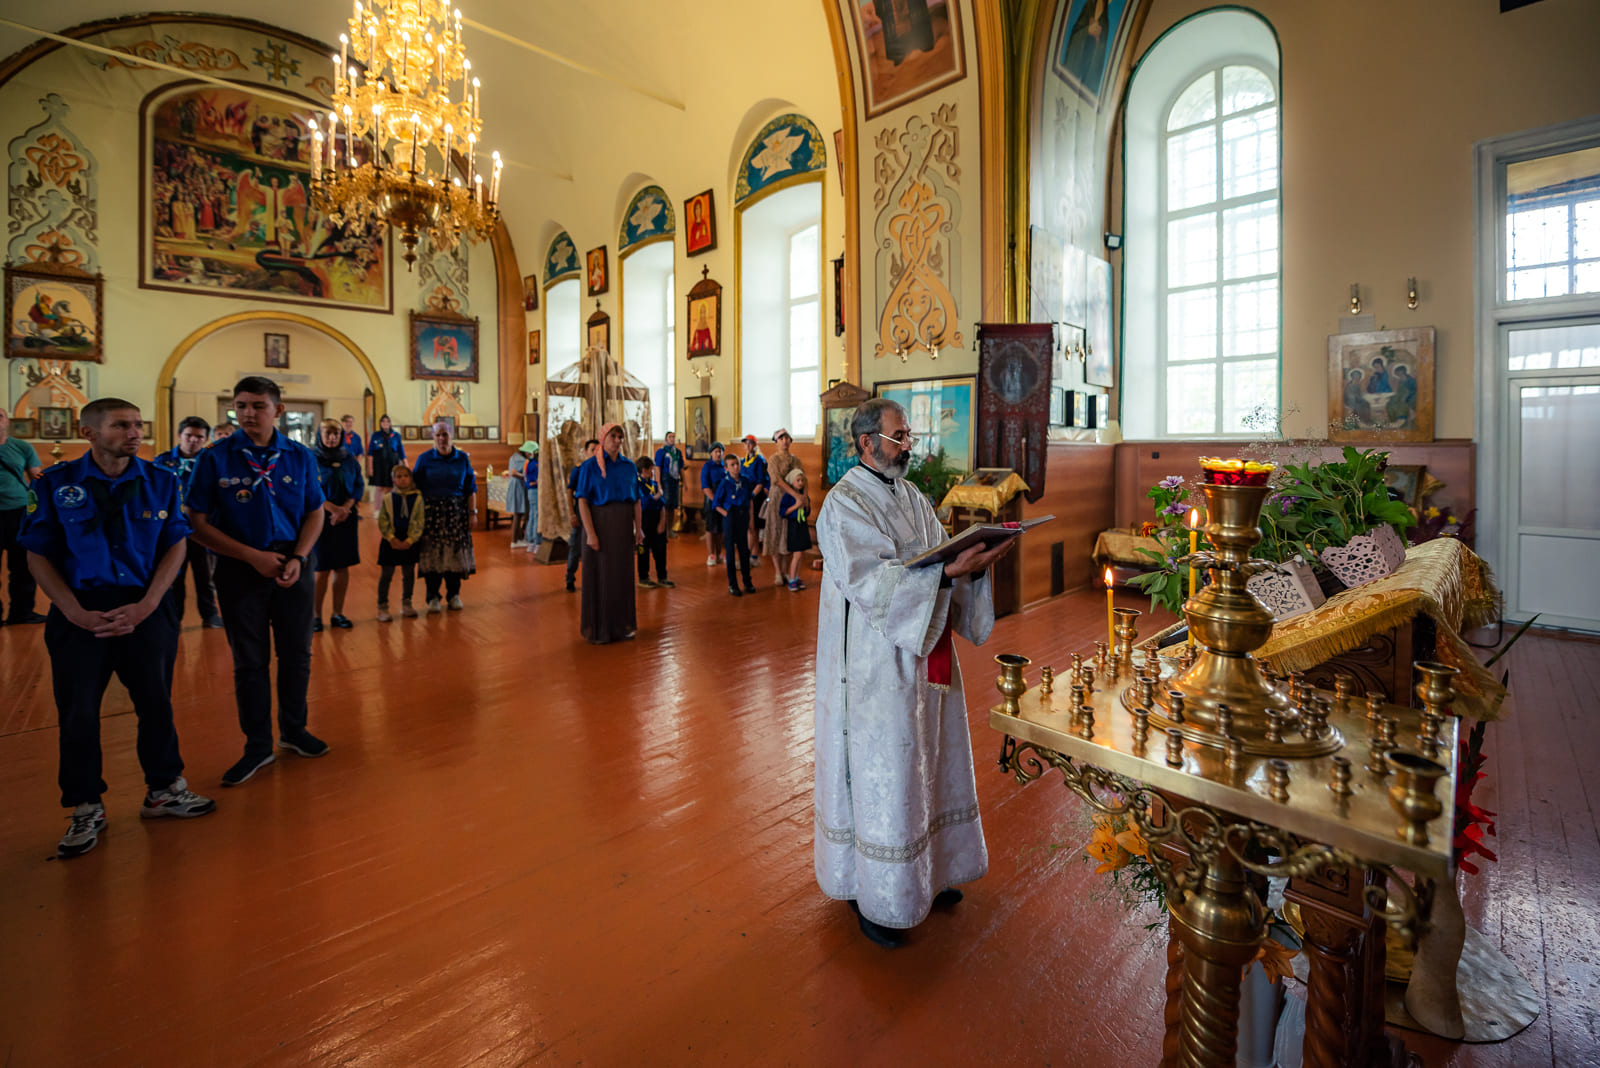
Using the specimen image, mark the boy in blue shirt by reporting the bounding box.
[653,431,684,536]
[634,456,672,589]
[20,397,215,858]
[713,453,755,596]
[565,438,597,591]
[738,435,770,560]
[700,441,726,567]
[187,377,328,787]
[155,414,222,628]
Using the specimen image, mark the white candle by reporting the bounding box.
[490,150,501,205]
[409,115,419,175]
[466,133,475,186]
[327,113,338,172]
[311,128,323,181]
[443,123,453,173]
[339,33,348,75]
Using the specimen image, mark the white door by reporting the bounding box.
[1503,322,1600,630]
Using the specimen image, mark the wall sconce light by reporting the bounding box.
[1406,277,1419,310]
[1349,284,1361,315]
[690,360,716,390]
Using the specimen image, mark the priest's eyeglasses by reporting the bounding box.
[877,431,918,448]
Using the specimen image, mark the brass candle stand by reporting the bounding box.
[988,467,1456,1068]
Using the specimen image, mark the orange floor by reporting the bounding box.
[0,525,1594,1066]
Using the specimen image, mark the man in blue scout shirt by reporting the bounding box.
[565,438,598,593]
[713,454,755,596]
[0,404,46,625]
[700,441,726,567]
[187,377,327,787]
[738,434,769,560]
[20,398,216,859]
[653,431,684,537]
[340,413,364,475]
[155,415,222,628]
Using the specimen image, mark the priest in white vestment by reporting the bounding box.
[813,399,1017,947]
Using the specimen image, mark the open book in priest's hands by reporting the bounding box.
[904,515,1055,569]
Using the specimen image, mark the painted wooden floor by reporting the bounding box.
[0,526,1594,1066]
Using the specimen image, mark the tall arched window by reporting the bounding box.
[1121,10,1280,439]
[622,241,676,434]
[544,229,582,376]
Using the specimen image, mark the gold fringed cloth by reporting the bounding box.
[938,471,1030,515]
[1094,529,1165,568]
[1255,538,1506,720]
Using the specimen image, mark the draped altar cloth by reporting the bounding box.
[813,465,993,929]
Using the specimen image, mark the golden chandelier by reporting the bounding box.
[310,0,503,268]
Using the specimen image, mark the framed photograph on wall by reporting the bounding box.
[5,263,104,362]
[264,332,290,368]
[1328,326,1435,443]
[1383,464,1427,509]
[10,417,37,439]
[528,329,541,365]
[683,394,714,458]
[39,406,73,440]
[684,190,717,256]
[820,381,872,489]
[522,274,539,311]
[586,307,611,353]
[872,375,977,472]
[403,425,419,440]
[585,246,608,296]
[833,255,845,337]
[1049,387,1067,426]
[409,311,480,382]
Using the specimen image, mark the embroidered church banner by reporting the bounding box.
[140,82,390,312]
[976,323,1053,503]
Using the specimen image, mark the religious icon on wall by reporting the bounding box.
[684,190,717,256]
[1084,254,1114,387]
[587,307,611,353]
[528,329,541,365]
[409,311,480,382]
[141,82,390,312]
[833,255,846,337]
[10,418,37,439]
[5,263,104,362]
[820,381,873,489]
[873,375,976,472]
[1328,327,1435,443]
[522,274,539,311]
[1054,0,1133,106]
[39,406,73,440]
[848,0,967,119]
[263,332,290,368]
[686,266,723,357]
[684,395,714,458]
[586,247,608,296]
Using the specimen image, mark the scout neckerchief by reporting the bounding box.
[83,471,141,542]
[242,443,281,495]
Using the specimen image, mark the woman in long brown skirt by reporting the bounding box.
[574,422,642,644]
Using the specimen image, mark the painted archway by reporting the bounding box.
[153,310,387,449]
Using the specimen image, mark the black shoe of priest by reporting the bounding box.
[934,887,964,908]
[848,899,906,948]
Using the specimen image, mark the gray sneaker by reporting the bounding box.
[447,595,464,611]
[58,802,106,858]
[141,777,217,819]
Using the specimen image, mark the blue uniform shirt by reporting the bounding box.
[316,446,366,505]
[366,428,405,463]
[574,455,640,507]
[700,458,726,500]
[342,430,364,457]
[187,430,324,548]
[19,454,190,590]
[638,473,664,516]
[712,477,750,514]
[654,445,683,483]
[153,445,206,503]
[411,447,477,499]
[739,451,769,491]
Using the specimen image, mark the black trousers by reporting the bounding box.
[378,562,415,604]
[723,510,752,588]
[172,538,218,623]
[47,586,183,807]
[565,524,584,584]
[0,506,37,620]
[213,550,314,756]
[637,525,667,581]
[423,572,462,601]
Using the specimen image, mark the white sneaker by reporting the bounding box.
[510,540,528,549]
[426,598,443,614]
[58,802,106,858]
[141,777,216,819]
[706,554,717,566]
[447,595,464,611]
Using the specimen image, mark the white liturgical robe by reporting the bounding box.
[813,463,994,929]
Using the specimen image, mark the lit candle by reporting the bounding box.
[443,122,453,173]
[339,33,348,75]
[1187,507,1199,647]
[474,172,483,206]
[311,126,323,181]
[1104,566,1115,651]
[490,150,502,205]
[330,52,340,93]
[371,104,382,168]
[327,112,338,173]
[342,104,354,167]
[466,133,475,186]
[401,32,409,87]
[409,113,419,175]
[471,76,480,129]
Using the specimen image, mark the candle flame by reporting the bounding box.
[1103,566,1114,588]
[1188,507,1199,526]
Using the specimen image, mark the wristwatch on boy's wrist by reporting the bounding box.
[290,553,307,567]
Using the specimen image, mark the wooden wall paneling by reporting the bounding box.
[1021,443,1116,607]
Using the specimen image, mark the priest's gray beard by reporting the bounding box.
[869,437,911,477]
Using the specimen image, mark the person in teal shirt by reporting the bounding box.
[0,405,45,624]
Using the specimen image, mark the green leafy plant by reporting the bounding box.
[904,448,964,506]
[1258,446,1416,563]
[1127,474,1208,616]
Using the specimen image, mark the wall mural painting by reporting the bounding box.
[545,230,580,283]
[735,114,827,205]
[619,185,675,253]
[98,35,248,75]
[417,230,469,315]
[5,266,102,361]
[410,311,480,382]
[423,380,471,426]
[7,93,100,274]
[1054,0,1132,106]
[872,104,962,360]
[1085,253,1114,387]
[142,82,388,311]
[846,0,967,119]
[7,357,94,425]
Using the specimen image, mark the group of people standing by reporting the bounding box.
[697,431,813,595]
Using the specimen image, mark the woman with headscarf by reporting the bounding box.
[312,418,364,631]
[411,421,477,612]
[366,414,405,511]
[759,428,805,586]
[573,422,642,644]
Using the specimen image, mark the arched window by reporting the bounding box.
[544,229,582,375]
[622,241,676,434]
[1122,11,1280,438]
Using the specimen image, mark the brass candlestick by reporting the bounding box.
[1039,666,1054,696]
[1267,759,1291,803]
[1165,728,1185,767]
[1329,755,1354,801]
[1137,482,1342,758]
[1414,661,1458,755]
[1113,607,1140,673]
[1387,750,1448,846]
[995,654,1029,717]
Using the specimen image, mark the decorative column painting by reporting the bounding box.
[417,231,470,317]
[975,323,1053,502]
[873,104,962,360]
[139,82,391,311]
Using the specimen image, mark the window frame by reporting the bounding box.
[543,276,582,378]
[785,219,822,434]
[1154,59,1282,439]
[619,237,677,437]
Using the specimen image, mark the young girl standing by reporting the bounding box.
[779,468,812,592]
[376,463,425,621]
